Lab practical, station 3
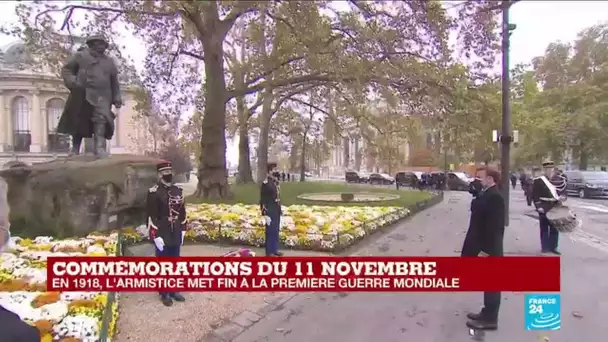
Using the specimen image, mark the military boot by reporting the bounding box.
[93,124,108,159]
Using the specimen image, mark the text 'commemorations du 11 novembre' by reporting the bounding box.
[47,259,460,291]
[46,256,562,292]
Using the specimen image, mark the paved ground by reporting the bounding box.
[222,188,608,342]
[116,244,326,342]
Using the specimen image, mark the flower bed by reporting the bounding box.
[0,202,418,341]
[0,233,120,342]
[123,204,411,251]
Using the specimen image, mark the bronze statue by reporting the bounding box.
[57,35,123,158]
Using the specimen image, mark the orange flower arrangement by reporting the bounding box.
[33,319,54,334]
[31,292,61,308]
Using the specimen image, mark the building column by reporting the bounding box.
[40,102,48,152]
[4,93,12,151]
[29,91,42,153]
[0,92,4,152]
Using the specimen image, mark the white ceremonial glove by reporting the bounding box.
[181,231,185,245]
[478,251,490,257]
[264,216,272,225]
[537,208,545,213]
[153,237,165,251]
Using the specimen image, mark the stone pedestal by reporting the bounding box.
[0,154,163,238]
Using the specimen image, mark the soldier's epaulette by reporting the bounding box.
[149,185,158,193]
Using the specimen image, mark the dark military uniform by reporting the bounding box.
[260,174,282,256]
[58,35,122,156]
[146,162,187,304]
[532,161,566,254]
[147,182,187,251]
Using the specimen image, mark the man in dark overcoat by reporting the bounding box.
[57,35,122,157]
[461,167,505,331]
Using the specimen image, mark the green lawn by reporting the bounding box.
[188,181,432,207]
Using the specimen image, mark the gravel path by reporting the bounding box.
[114,244,327,342]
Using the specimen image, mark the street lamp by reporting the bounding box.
[500,0,517,226]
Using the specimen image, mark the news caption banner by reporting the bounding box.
[47,257,560,292]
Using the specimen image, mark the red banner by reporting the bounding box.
[46,256,560,292]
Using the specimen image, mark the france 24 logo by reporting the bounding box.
[525,294,561,331]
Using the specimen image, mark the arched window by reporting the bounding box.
[11,96,31,152]
[46,98,70,152]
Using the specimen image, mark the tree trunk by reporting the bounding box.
[236,96,253,184]
[256,89,274,182]
[579,146,589,171]
[289,138,299,172]
[354,138,361,171]
[300,132,307,182]
[195,36,229,198]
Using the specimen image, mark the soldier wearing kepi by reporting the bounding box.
[532,160,566,255]
[58,35,122,158]
[260,162,283,257]
[146,161,187,306]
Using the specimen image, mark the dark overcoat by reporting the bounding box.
[461,185,505,257]
[0,305,41,341]
[56,47,121,139]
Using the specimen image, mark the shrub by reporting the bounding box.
[341,193,355,201]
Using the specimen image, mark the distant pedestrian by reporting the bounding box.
[281,172,286,182]
[287,173,290,181]
[462,166,505,331]
[510,173,517,189]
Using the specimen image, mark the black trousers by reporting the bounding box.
[482,291,501,322]
[155,244,181,297]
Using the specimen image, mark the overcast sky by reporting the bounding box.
[1,1,607,166]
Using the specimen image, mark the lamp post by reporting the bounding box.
[500,0,517,226]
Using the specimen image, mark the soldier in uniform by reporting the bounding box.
[532,161,566,255]
[260,162,283,257]
[146,161,187,306]
[58,35,122,158]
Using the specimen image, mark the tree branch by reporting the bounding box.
[173,49,205,61]
[34,4,177,29]
[273,83,328,114]
[220,4,259,37]
[244,56,306,86]
[248,93,265,117]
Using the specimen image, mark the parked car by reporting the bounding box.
[395,171,421,187]
[447,172,473,191]
[563,170,608,198]
[369,173,395,185]
[345,171,366,183]
[358,172,370,183]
